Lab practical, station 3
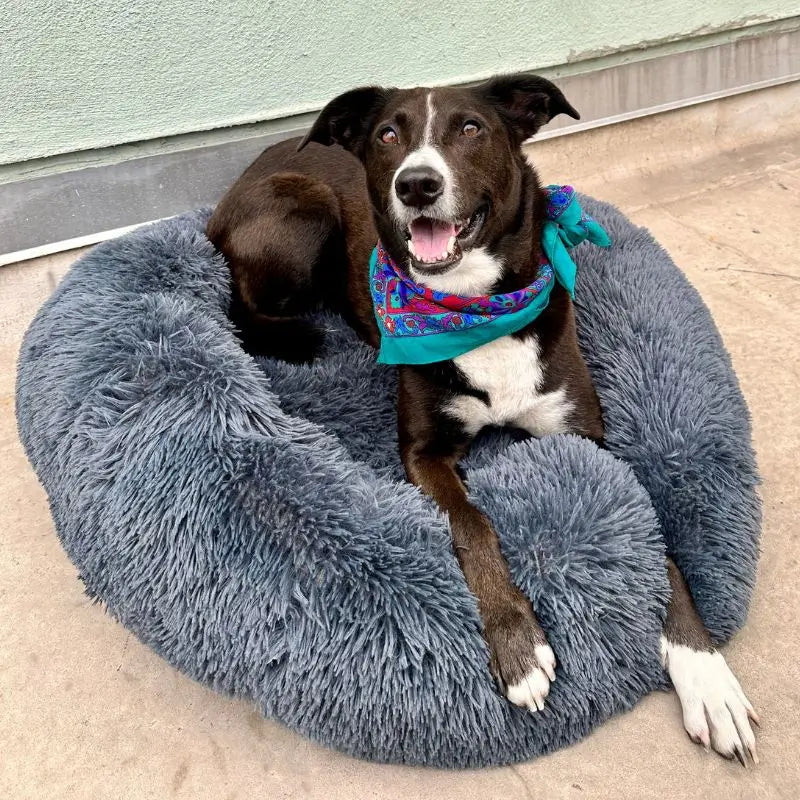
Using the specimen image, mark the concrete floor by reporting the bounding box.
[2,84,800,799]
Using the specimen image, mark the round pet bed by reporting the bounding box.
[15,199,760,767]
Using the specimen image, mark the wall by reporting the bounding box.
[2,0,799,166]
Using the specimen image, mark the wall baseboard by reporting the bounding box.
[2,22,798,265]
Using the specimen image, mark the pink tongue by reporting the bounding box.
[409,218,457,262]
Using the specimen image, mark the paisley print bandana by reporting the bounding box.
[370,185,610,365]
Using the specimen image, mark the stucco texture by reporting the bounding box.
[2,0,798,164]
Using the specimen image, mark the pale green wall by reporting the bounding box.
[2,0,798,165]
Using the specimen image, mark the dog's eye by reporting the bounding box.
[379,127,398,145]
[462,121,481,137]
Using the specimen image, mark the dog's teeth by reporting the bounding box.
[447,236,456,254]
[408,241,416,257]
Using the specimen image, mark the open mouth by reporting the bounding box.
[404,205,487,274]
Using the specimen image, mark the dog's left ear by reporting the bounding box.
[478,73,579,143]
[298,86,394,158]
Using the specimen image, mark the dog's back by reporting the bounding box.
[207,139,376,361]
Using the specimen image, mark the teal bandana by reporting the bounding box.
[370,185,611,365]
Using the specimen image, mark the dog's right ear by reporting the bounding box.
[297,86,393,158]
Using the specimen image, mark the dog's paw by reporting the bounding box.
[486,605,556,713]
[505,643,557,712]
[661,637,759,766]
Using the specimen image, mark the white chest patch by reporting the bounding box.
[444,335,574,437]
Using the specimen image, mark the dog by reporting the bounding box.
[207,74,758,764]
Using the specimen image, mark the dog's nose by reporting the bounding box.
[395,166,444,207]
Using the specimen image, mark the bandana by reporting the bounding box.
[370,185,611,365]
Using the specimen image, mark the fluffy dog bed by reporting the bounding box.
[15,200,760,767]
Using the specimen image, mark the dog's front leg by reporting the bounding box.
[398,404,555,710]
[661,557,759,764]
[402,446,555,710]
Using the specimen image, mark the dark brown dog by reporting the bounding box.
[207,74,758,763]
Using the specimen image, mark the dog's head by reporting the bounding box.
[299,74,578,289]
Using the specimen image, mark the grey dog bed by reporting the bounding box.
[16,201,760,767]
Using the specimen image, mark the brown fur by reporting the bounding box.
[663,558,714,652]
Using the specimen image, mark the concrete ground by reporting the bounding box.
[2,84,799,799]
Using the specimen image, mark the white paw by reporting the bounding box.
[505,643,557,713]
[661,637,759,766]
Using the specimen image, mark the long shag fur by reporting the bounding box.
[15,200,760,767]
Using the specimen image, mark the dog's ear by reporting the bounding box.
[478,73,579,143]
[298,86,394,158]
